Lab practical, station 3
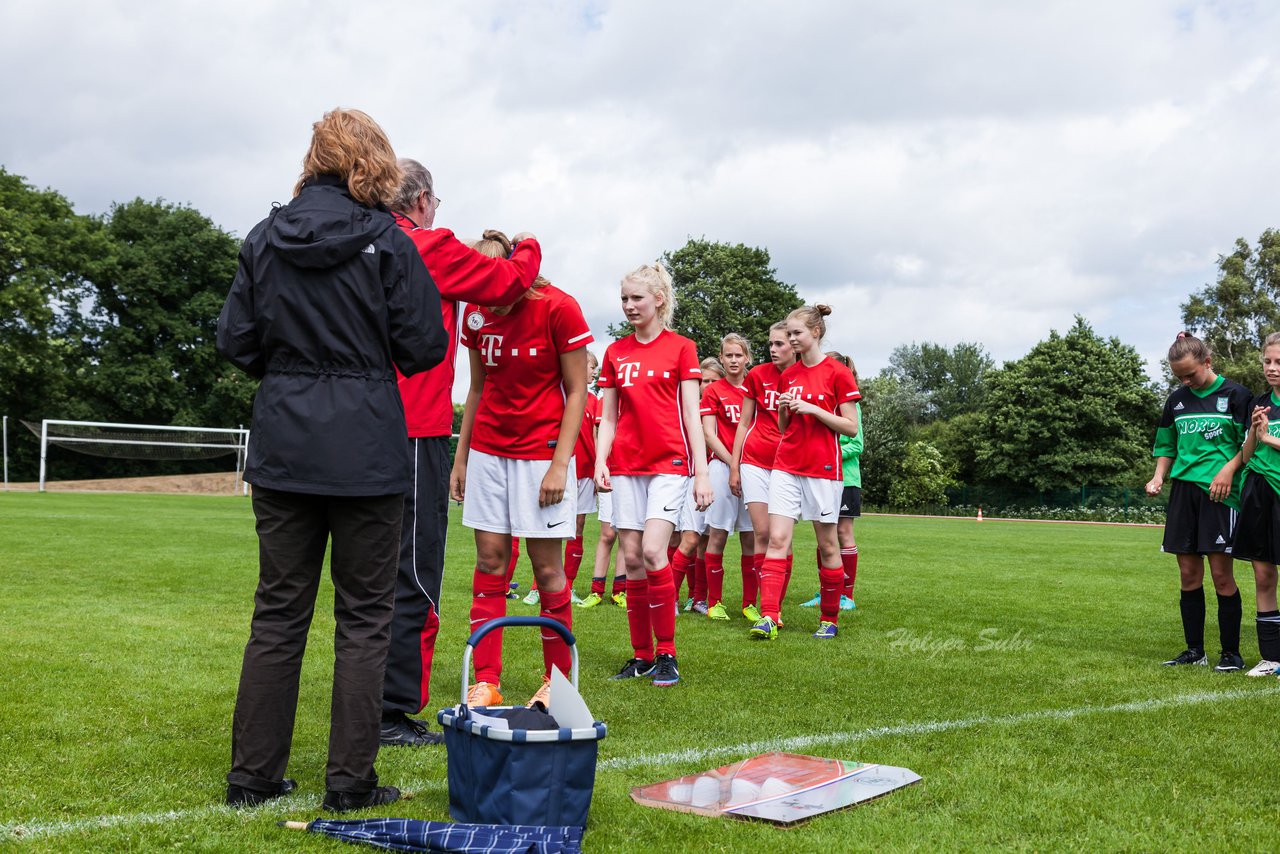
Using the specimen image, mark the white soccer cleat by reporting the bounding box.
[1245,659,1280,677]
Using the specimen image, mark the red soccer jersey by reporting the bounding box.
[459,284,593,460]
[598,329,701,476]
[772,356,861,480]
[740,363,788,469]
[700,378,748,462]
[574,392,601,480]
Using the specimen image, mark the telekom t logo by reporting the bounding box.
[725,404,742,422]
[480,334,503,367]
[762,389,782,410]
[618,361,642,387]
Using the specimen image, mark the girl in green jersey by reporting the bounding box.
[1231,332,1280,676]
[1146,332,1251,671]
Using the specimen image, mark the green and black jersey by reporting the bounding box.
[1244,391,1280,495]
[1152,375,1252,509]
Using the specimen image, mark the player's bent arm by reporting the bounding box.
[594,387,619,491]
[682,379,714,509]
[1145,456,1173,496]
[541,348,589,508]
[449,350,487,502]
[703,414,732,464]
[728,397,754,496]
[799,400,859,437]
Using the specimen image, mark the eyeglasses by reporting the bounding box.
[431,194,444,208]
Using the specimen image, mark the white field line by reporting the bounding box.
[863,512,1163,528]
[3,686,1275,841]
[598,684,1280,770]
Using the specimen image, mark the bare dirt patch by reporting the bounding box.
[5,472,244,495]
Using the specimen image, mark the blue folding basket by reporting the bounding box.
[437,616,607,828]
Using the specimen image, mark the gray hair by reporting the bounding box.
[391,158,434,213]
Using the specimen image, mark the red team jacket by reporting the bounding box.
[392,212,542,438]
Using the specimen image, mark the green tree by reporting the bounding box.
[608,238,803,358]
[887,441,956,508]
[0,167,114,479]
[974,316,1159,490]
[78,198,247,428]
[1182,229,1280,390]
[885,341,993,421]
[857,374,928,505]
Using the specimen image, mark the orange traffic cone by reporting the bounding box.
[977,507,984,522]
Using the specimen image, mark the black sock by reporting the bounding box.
[1218,590,1242,654]
[1257,610,1280,661]
[1180,587,1205,651]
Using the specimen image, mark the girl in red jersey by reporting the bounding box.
[730,321,798,621]
[700,335,756,621]
[595,263,713,686]
[564,350,602,604]
[674,358,726,614]
[749,305,860,641]
[449,230,592,708]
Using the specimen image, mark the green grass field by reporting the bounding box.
[1,492,1278,852]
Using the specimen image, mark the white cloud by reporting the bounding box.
[3,0,1279,404]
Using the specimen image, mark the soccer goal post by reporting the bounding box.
[27,419,250,493]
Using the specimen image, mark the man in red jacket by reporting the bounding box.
[381,158,542,746]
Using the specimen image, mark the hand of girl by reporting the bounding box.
[1208,469,1232,502]
[1144,475,1163,496]
[539,463,567,508]
[449,464,467,503]
[1253,405,1271,436]
[693,471,714,511]
[728,465,742,497]
[594,462,612,493]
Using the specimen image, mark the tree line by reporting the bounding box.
[3,167,1277,504]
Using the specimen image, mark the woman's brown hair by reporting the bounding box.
[294,108,402,208]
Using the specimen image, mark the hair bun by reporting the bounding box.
[1176,331,1188,339]
[816,304,833,317]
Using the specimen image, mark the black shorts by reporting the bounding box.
[839,486,862,519]
[1161,477,1236,555]
[1230,471,1280,564]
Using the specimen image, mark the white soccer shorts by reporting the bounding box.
[706,459,753,533]
[740,463,773,507]
[767,469,842,523]
[597,490,614,526]
[462,450,576,537]
[611,473,687,532]
[576,476,596,516]
[677,476,708,534]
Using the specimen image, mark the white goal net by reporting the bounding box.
[23,419,249,493]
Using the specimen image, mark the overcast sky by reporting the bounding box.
[4,0,1278,400]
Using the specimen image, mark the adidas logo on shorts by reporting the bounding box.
[1216,535,1226,544]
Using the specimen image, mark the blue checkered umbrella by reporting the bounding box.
[280,818,584,853]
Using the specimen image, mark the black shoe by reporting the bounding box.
[610,657,654,680]
[380,712,444,747]
[1214,651,1245,672]
[649,653,680,687]
[322,785,402,813]
[1162,648,1207,666]
[225,778,296,808]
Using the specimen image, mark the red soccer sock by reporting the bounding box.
[626,578,653,660]
[470,570,510,684]
[745,553,764,608]
[505,537,521,583]
[819,567,844,624]
[841,546,858,597]
[647,565,678,657]
[705,552,725,607]
[591,576,606,595]
[780,554,794,604]
[564,536,584,585]
[612,574,627,596]
[417,605,440,710]
[671,549,696,600]
[758,557,788,621]
[692,557,708,602]
[666,544,678,565]
[539,586,573,679]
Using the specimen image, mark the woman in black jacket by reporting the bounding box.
[217,108,446,812]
